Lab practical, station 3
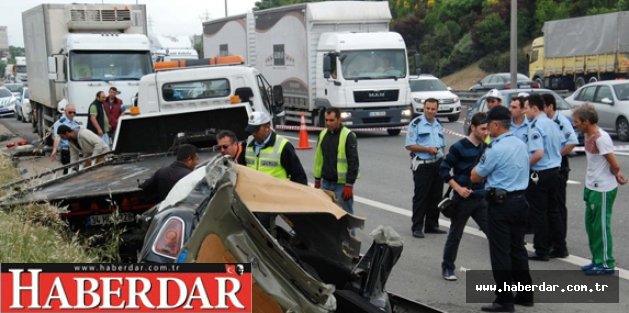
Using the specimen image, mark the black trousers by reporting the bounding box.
[487,193,533,305]
[442,196,488,270]
[60,147,71,175]
[526,167,564,256]
[411,161,443,232]
[552,157,570,253]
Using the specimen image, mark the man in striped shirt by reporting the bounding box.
[438,112,489,281]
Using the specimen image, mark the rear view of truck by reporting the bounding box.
[22,3,152,138]
[203,1,412,135]
[529,11,629,90]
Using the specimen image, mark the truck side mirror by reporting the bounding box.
[414,53,421,75]
[323,54,332,79]
[272,85,284,109]
[47,56,57,80]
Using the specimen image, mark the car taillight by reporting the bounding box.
[532,82,540,88]
[504,83,511,89]
[153,217,184,259]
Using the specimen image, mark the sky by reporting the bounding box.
[0,0,258,47]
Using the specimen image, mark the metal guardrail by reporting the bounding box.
[452,90,574,106]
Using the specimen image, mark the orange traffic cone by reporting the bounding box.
[295,113,312,150]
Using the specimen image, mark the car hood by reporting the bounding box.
[179,156,364,312]
[410,90,455,100]
[0,97,15,107]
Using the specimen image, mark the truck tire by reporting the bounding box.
[36,106,44,138]
[575,77,586,90]
[387,129,401,136]
[617,117,629,142]
[588,76,598,84]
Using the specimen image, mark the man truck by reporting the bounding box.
[529,11,629,90]
[22,3,153,138]
[202,1,412,135]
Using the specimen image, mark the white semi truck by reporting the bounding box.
[22,3,153,138]
[202,1,412,135]
[14,56,28,82]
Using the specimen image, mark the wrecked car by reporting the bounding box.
[139,156,443,313]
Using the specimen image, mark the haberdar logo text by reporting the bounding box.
[0,263,252,313]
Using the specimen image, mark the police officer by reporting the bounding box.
[244,111,307,185]
[509,93,529,143]
[51,103,81,174]
[525,94,565,261]
[471,106,533,312]
[543,93,578,258]
[405,97,447,238]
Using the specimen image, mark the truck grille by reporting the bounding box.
[70,9,131,22]
[354,90,399,103]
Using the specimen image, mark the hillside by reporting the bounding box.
[441,61,487,91]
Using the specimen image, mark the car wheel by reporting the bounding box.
[617,117,629,142]
[575,77,586,90]
[387,129,401,136]
[448,113,460,122]
[15,109,22,121]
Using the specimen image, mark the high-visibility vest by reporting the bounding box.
[245,135,289,180]
[314,127,351,184]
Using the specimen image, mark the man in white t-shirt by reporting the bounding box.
[572,104,627,275]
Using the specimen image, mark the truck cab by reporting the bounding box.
[316,32,412,133]
[58,33,153,125]
[136,65,283,118]
[529,36,545,88]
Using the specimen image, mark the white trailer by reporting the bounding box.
[202,1,412,135]
[22,3,152,138]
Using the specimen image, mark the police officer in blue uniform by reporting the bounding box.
[543,93,578,258]
[405,98,447,238]
[509,93,529,143]
[525,94,565,261]
[51,103,81,174]
[471,106,533,312]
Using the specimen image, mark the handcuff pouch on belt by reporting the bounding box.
[486,188,507,205]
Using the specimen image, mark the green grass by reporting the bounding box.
[0,155,100,263]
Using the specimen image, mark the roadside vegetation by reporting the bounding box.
[0,154,121,262]
[255,0,629,78]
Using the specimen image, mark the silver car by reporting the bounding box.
[565,80,629,141]
[0,87,17,117]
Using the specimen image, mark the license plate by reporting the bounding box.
[88,212,136,226]
[369,111,386,117]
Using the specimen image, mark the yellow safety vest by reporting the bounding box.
[245,135,289,180]
[314,127,352,184]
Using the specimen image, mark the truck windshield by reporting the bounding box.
[69,51,152,81]
[340,50,406,80]
[15,66,27,74]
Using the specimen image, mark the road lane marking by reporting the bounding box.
[354,195,629,281]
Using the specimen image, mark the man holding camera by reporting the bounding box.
[471,106,533,312]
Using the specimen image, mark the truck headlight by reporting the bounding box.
[340,112,352,120]
[402,109,412,117]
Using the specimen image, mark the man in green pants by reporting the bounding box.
[572,104,627,275]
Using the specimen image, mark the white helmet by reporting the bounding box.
[486,89,502,100]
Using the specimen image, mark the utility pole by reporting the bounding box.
[509,0,517,89]
[225,0,228,17]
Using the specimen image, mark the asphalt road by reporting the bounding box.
[2,114,628,312]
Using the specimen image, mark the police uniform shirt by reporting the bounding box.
[550,112,579,147]
[52,117,81,148]
[510,117,529,144]
[405,115,446,160]
[528,113,564,171]
[475,132,529,192]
